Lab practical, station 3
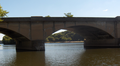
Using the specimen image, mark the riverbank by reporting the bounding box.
[45,41,84,43]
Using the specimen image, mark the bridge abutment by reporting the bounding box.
[16,40,45,51]
[84,39,120,48]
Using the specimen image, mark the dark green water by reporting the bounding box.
[0,43,120,66]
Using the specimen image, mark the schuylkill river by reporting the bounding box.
[0,43,120,66]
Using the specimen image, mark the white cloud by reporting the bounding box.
[52,29,67,34]
[0,34,4,40]
[103,9,108,11]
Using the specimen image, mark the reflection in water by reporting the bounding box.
[79,48,120,66]
[45,43,85,66]
[15,51,45,66]
[1,43,120,66]
[0,45,16,66]
[0,46,3,50]
[0,45,45,66]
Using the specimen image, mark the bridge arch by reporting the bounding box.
[0,27,31,50]
[45,24,116,49]
[45,24,114,40]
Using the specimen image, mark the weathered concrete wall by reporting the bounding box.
[31,21,44,40]
[44,22,54,38]
[19,22,31,39]
[75,20,115,38]
[116,17,120,39]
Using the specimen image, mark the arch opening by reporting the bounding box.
[45,25,116,49]
[45,24,114,43]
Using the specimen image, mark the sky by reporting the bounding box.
[0,0,120,40]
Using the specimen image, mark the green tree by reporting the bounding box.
[0,5,9,21]
[64,12,73,17]
[47,37,55,41]
[2,35,16,44]
[45,15,50,17]
[61,36,72,41]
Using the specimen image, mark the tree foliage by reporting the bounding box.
[0,5,9,21]
[64,12,73,17]
[46,31,84,42]
[2,35,16,44]
[45,15,50,17]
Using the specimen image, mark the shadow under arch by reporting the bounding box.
[0,27,30,49]
[0,27,29,41]
[66,25,114,39]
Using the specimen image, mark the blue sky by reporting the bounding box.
[0,0,120,17]
[0,0,119,40]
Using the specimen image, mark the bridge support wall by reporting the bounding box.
[16,40,45,51]
[84,39,120,48]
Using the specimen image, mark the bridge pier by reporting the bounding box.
[84,39,120,49]
[16,40,45,51]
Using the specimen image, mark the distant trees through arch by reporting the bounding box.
[46,30,84,42]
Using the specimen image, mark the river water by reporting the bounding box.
[0,43,120,66]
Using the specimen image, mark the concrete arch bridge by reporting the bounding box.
[1,16,120,51]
